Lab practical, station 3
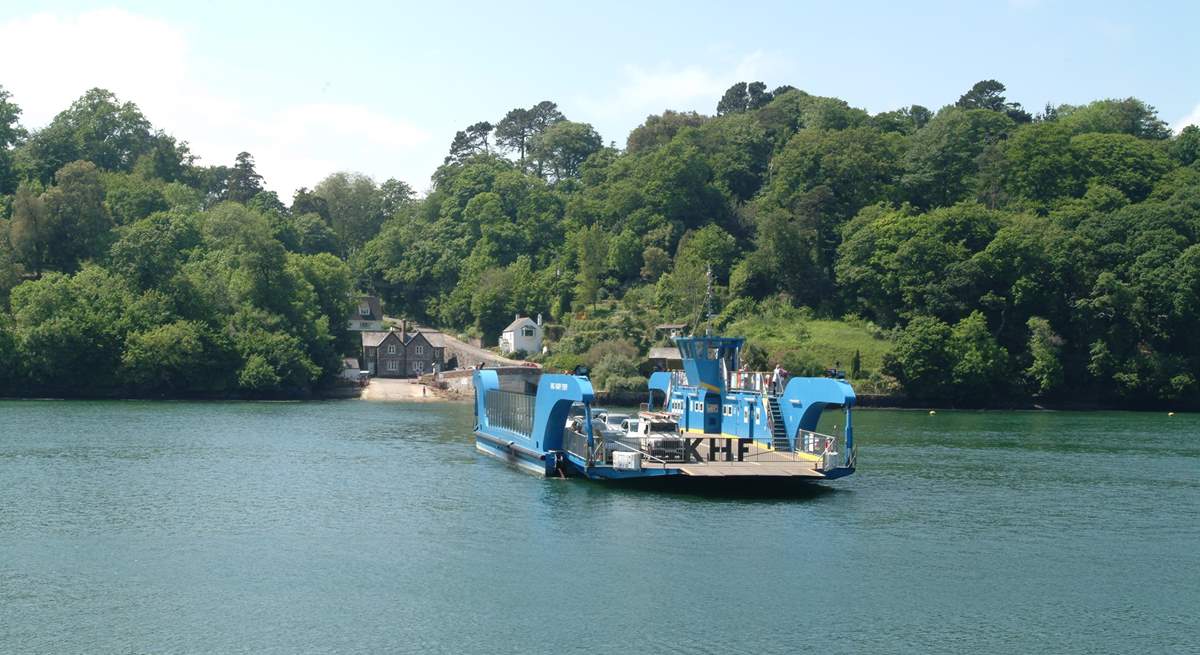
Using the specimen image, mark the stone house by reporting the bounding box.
[348,295,384,331]
[361,325,445,378]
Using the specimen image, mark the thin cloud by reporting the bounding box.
[580,50,780,119]
[1173,103,1200,133]
[0,8,430,196]
[0,9,189,127]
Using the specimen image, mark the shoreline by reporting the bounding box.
[0,385,1189,412]
[359,378,468,403]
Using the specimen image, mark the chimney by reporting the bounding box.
[536,313,542,326]
[515,313,520,321]
[399,319,407,335]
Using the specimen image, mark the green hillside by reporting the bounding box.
[805,319,893,376]
[1,80,1198,405]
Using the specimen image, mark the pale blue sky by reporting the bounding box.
[1,0,1197,196]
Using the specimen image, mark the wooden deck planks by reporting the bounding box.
[676,462,825,478]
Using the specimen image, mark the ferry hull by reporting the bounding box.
[474,431,554,477]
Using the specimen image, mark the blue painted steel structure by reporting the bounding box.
[473,335,858,482]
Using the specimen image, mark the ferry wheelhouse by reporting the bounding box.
[473,335,856,482]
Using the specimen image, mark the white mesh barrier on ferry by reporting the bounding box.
[484,389,536,436]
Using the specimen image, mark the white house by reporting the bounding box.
[500,314,543,355]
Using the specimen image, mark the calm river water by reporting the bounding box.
[1,400,1196,654]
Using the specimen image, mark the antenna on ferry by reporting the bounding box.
[704,264,714,336]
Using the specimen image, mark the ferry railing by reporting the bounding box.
[605,437,670,466]
[562,429,592,463]
[566,432,849,468]
[563,419,851,470]
[484,389,536,437]
[563,429,671,467]
[795,428,853,471]
[665,368,796,395]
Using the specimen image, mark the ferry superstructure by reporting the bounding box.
[472,335,856,483]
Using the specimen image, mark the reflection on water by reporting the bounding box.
[0,400,1196,654]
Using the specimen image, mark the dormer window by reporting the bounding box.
[358,304,370,316]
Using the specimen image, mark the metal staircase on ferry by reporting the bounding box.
[766,395,790,450]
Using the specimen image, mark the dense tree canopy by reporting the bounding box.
[0,80,1198,405]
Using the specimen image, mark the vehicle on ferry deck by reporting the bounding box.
[618,417,640,438]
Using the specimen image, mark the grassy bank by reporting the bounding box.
[725,305,894,380]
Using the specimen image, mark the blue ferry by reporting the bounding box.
[472,335,856,483]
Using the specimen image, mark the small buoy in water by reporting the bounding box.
[1169,412,1176,417]
[929,410,937,416]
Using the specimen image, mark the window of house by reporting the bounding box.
[387,344,397,354]
[415,345,425,355]
[386,360,398,372]
[358,305,370,316]
[413,362,424,373]
[691,401,704,413]
[521,326,535,337]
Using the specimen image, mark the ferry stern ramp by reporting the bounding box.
[474,369,598,477]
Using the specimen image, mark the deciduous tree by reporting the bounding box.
[42,161,113,271]
[0,85,25,194]
[223,152,264,203]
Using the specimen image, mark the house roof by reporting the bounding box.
[417,330,447,348]
[361,330,397,347]
[342,357,360,369]
[647,346,682,360]
[364,328,447,350]
[503,316,540,333]
[351,295,383,321]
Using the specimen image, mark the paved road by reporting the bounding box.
[436,331,526,368]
